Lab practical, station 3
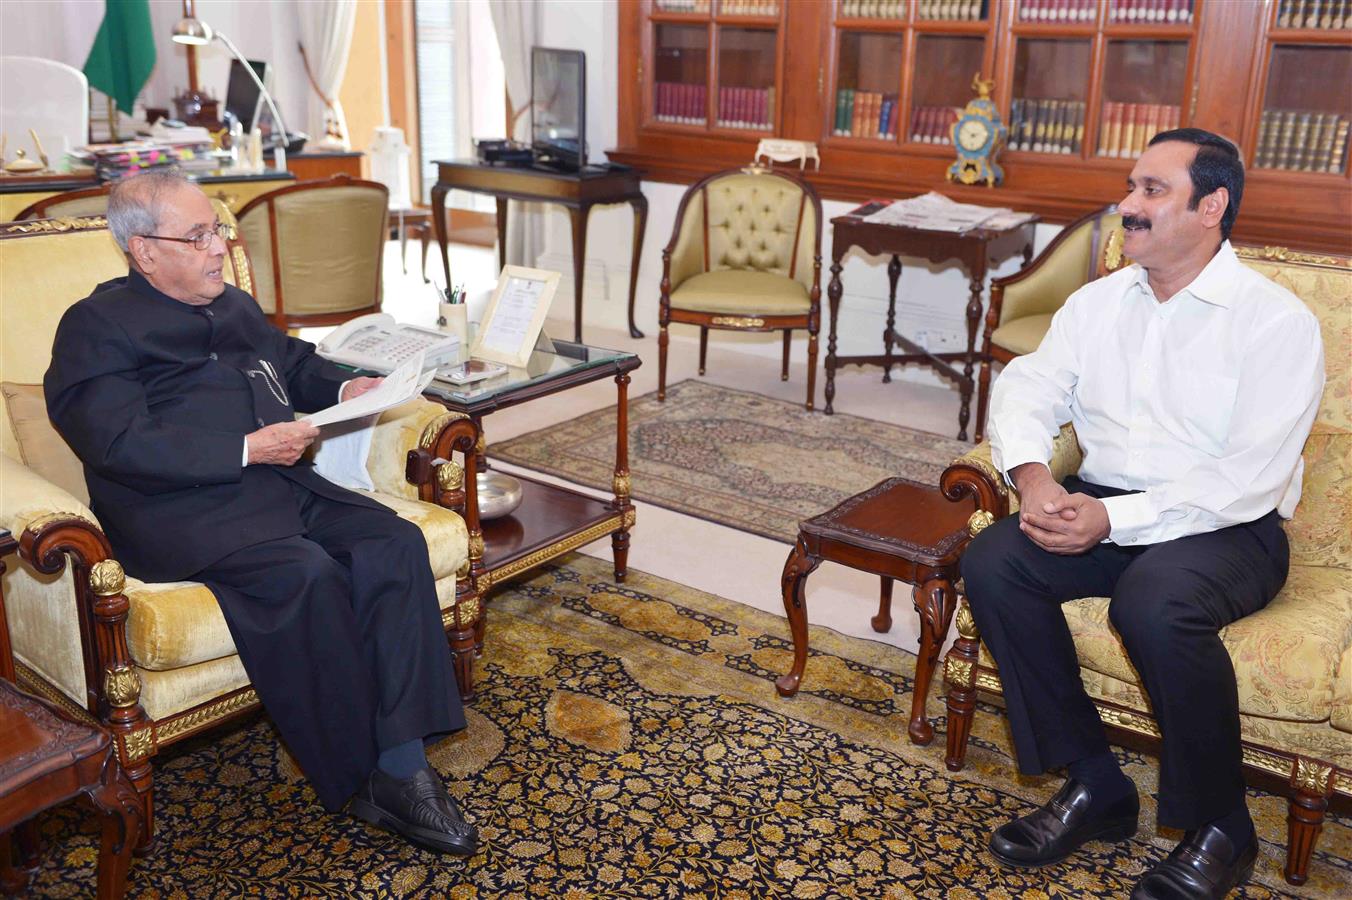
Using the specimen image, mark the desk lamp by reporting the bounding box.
[172,11,292,169]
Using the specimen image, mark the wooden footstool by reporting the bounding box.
[776,477,978,745]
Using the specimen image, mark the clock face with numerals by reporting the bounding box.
[957,116,992,153]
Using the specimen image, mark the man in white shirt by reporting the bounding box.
[962,129,1324,900]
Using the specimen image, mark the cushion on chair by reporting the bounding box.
[2,382,88,504]
[1058,564,1352,723]
[990,313,1054,356]
[668,269,811,317]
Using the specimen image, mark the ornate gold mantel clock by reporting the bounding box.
[946,75,1007,188]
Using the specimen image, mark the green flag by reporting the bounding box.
[83,0,157,113]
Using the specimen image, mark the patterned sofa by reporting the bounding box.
[940,245,1351,886]
[0,209,484,845]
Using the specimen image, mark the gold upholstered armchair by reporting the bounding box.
[941,247,1352,886]
[658,165,823,410]
[0,208,484,848]
[236,173,389,331]
[973,205,1127,443]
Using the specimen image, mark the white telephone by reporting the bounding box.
[317,313,460,374]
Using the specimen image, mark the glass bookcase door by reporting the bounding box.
[1255,44,1351,174]
[909,34,986,147]
[833,31,903,141]
[716,27,777,130]
[1096,40,1188,160]
[1009,39,1091,155]
[653,24,710,126]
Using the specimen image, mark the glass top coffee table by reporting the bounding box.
[424,340,642,595]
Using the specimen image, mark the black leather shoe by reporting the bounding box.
[1131,823,1257,899]
[350,768,479,856]
[989,778,1139,868]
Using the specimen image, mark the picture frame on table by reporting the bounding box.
[469,265,562,368]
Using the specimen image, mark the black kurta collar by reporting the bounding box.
[127,268,221,314]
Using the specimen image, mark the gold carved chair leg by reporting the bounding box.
[943,597,982,772]
[1285,760,1336,885]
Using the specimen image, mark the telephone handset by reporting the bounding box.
[316,313,460,374]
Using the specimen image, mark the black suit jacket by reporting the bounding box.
[45,270,388,582]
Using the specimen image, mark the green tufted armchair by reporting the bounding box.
[658,166,823,410]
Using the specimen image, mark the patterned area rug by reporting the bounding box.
[24,555,1349,898]
[489,379,972,543]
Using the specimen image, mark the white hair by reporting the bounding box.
[107,170,194,252]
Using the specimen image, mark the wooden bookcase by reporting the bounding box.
[611,0,1352,253]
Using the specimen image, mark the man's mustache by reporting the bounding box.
[1122,214,1151,230]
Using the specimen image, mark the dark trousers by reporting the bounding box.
[196,481,464,812]
[960,477,1288,829]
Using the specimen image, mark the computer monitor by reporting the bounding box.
[531,47,585,170]
[224,58,270,133]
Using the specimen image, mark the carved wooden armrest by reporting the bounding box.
[941,424,1084,532]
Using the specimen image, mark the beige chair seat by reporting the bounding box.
[669,269,811,316]
[990,313,1053,356]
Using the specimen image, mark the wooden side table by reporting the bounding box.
[823,205,1037,439]
[776,477,977,746]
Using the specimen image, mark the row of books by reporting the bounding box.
[654,82,708,124]
[1276,0,1352,29]
[1098,102,1180,158]
[1255,110,1351,174]
[717,87,774,129]
[1018,0,1194,22]
[917,0,988,20]
[1105,0,1194,23]
[653,0,711,12]
[716,0,780,15]
[839,0,904,17]
[833,90,900,139]
[909,105,961,145]
[1009,99,1086,154]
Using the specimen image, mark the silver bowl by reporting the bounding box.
[477,470,523,520]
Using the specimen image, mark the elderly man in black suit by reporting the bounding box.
[45,171,477,855]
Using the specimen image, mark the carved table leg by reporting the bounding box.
[944,598,982,770]
[612,372,633,583]
[882,255,901,383]
[431,182,451,290]
[872,577,893,633]
[824,259,844,415]
[958,271,983,441]
[626,193,648,338]
[775,536,821,697]
[89,751,143,900]
[909,572,958,746]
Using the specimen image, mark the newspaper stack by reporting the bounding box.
[862,192,1036,233]
[69,141,221,182]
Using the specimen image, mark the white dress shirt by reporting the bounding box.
[988,241,1325,546]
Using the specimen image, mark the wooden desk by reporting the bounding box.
[430,160,647,343]
[0,169,294,221]
[824,208,1037,440]
[266,149,363,183]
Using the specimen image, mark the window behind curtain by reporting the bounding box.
[414,0,455,205]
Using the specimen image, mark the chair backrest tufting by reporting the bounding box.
[701,170,817,290]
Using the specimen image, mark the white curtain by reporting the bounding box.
[296,0,357,150]
[487,0,544,267]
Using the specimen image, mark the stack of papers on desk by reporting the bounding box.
[862,192,1036,233]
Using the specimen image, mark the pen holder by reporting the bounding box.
[438,302,469,351]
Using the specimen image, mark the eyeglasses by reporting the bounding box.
[140,221,234,251]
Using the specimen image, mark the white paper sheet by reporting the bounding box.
[303,350,437,427]
[862,191,1030,233]
[479,276,546,356]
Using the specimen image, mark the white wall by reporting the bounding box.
[531,0,1061,388]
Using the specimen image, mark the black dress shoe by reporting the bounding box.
[1131,823,1257,899]
[350,767,479,856]
[989,778,1139,868]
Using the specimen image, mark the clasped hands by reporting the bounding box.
[1010,462,1111,555]
[245,377,384,466]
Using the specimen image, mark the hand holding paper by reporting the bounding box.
[304,351,437,427]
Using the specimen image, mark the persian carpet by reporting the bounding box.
[25,555,1348,898]
[488,379,972,544]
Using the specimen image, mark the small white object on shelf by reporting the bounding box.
[754,138,820,170]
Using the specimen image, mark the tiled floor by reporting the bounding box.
[309,240,977,671]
